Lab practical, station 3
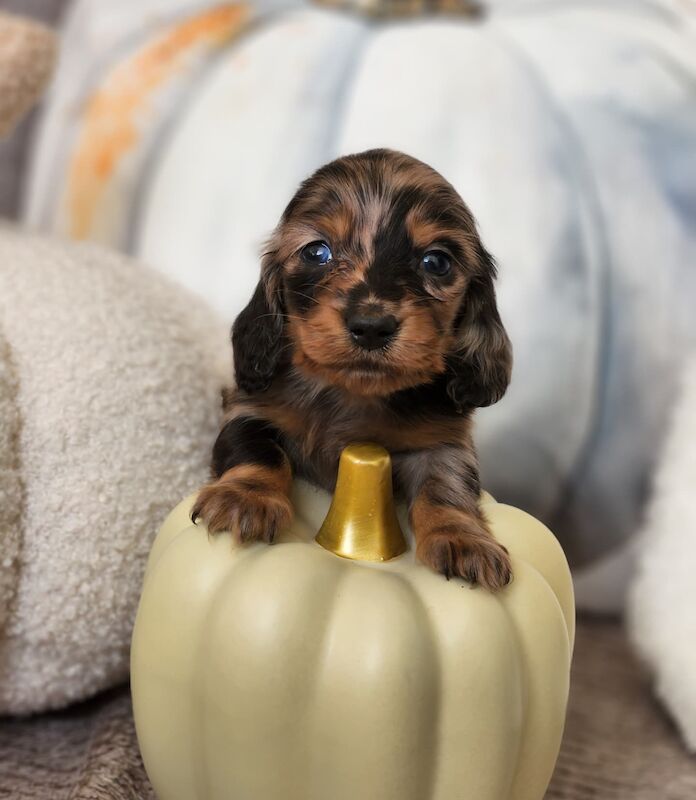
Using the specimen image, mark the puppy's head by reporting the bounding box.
[233,149,511,408]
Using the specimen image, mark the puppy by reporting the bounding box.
[192,149,513,589]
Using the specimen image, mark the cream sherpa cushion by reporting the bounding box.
[0,226,228,714]
[0,322,22,638]
[629,352,696,752]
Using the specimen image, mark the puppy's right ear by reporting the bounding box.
[232,256,285,394]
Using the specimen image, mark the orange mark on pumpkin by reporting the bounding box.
[66,4,250,239]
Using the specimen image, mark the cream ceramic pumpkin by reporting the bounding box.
[26,0,696,596]
[131,444,574,800]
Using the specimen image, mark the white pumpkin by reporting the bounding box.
[131,444,574,800]
[25,0,696,604]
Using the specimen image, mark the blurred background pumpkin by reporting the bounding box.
[16,0,696,610]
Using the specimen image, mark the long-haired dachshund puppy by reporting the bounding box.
[192,149,513,589]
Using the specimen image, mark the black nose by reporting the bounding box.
[347,313,399,351]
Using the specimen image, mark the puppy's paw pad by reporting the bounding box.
[418,530,512,591]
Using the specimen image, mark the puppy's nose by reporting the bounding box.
[347,313,399,350]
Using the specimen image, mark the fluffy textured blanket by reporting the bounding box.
[629,353,696,751]
[0,227,228,714]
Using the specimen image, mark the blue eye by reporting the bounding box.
[301,241,332,265]
[421,250,451,276]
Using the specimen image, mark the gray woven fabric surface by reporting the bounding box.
[0,684,154,800]
[1,619,695,799]
[546,621,696,799]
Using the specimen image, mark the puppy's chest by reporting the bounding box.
[255,397,466,489]
[285,402,394,461]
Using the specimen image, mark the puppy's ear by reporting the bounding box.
[232,254,285,394]
[446,246,512,411]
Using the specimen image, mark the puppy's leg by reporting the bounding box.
[191,417,292,543]
[397,446,511,590]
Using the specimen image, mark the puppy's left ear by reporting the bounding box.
[446,246,512,411]
[232,254,286,394]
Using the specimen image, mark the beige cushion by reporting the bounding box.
[0,227,227,714]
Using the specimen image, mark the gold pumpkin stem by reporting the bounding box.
[316,443,408,562]
[311,0,484,20]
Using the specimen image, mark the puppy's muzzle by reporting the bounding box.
[346,312,399,351]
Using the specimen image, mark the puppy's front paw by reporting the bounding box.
[191,465,293,544]
[417,528,512,590]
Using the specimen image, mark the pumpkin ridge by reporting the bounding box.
[387,570,444,795]
[300,558,355,795]
[191,543,272,798]
[488,23,612,551]
[306,564,441,799]
[64,4,253,242]
[488,503,575,648]
[317,12,373,162]
[497,562,572,796]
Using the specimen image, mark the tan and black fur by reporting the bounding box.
[192,149,513,589]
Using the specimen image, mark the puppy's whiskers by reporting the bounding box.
[287,289,321,307]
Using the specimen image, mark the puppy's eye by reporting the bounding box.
[301,241,332,266]
[421,250,451,277]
